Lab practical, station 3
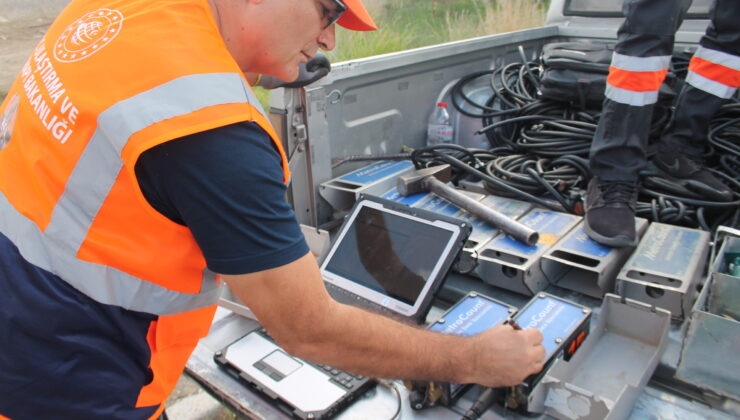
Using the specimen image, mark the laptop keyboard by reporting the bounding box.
[257,327,369,391]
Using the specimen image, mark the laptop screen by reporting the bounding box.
[321,197,467,321]
[323,206,454,304]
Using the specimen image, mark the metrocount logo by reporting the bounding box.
[53,9,123,63]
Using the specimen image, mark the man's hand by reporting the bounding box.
[466,325,546,387]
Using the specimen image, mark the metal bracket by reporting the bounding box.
[709,225,740,275]
[288,123,308,173]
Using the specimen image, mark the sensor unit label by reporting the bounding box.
[429,295,512,337]
[480,195,531,220]
[631,225,702,277]
[382,187,429,207]
[417,195,462,217]
[339,160,413,185]
[560,226,612,258]
[514,295,587,360]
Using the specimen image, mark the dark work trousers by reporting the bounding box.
[589,0,740,182]
[659,0,740,158]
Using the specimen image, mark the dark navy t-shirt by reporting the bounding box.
[0,121,309,418]
[135,121,309,274]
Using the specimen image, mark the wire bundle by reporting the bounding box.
[410,144,586,214]
[708,103,740,162]
[452,56,671,155]
[334,46,739,231]
[444,46,739,230]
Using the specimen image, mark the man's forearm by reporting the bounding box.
[283,301,476,384]
[224,252,544,388]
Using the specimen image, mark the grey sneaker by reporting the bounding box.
[584,178,638,247]
[653,150,733,202]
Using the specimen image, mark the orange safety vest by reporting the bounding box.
[0,0,289,417]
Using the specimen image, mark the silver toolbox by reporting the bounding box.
[676,273,740,402]
[528,294,672,419]
[432,193,533,273]
[319,160,415,212]
[542,218,648,298]
[616,223,710,319]
[675,232,740,402]
[476,209,581,296]
[710,232,740,277]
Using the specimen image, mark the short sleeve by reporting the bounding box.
[134,121,309,275]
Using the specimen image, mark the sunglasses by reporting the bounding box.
[318,0,347,29]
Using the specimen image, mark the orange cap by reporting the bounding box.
[337,0,378,31]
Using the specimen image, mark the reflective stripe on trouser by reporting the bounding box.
[590,0,687,181]
[605,53,670,106]
[611,52,671,72]
[658,0,740,156]
[604,84,660,106]
[660,46,739,156]
[0,72,265,316]
[685,46,740,99]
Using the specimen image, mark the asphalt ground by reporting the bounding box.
[0,17,47,102]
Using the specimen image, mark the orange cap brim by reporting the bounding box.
[337,0,378,31]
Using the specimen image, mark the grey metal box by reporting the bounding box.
[476,209,581,296]
[676,270,740,402]
[319,160,415,211]
[710,233,740,278]
[616,223,710,319]
[528,294,671,420]
[542,218,648,298]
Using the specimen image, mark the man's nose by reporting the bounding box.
[318,23,336,51]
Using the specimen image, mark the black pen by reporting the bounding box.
[508,319,522,330]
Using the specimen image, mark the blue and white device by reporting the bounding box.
[507,293,591,413]
[409,292,516,409]
[514,293,591,361]
[429,292,516,337]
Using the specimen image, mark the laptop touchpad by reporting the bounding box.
[254,349,302,381]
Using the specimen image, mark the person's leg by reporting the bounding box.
[586,0,691,246]
[654,0,739,201]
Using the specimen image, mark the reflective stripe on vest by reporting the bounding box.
[605,52,670,106]
[686,46,740,99]
[0,72,264,316]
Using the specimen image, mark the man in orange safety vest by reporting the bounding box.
[0,1,545,418]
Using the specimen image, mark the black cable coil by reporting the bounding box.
[440,45,740,232]
[336,46,739,233]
